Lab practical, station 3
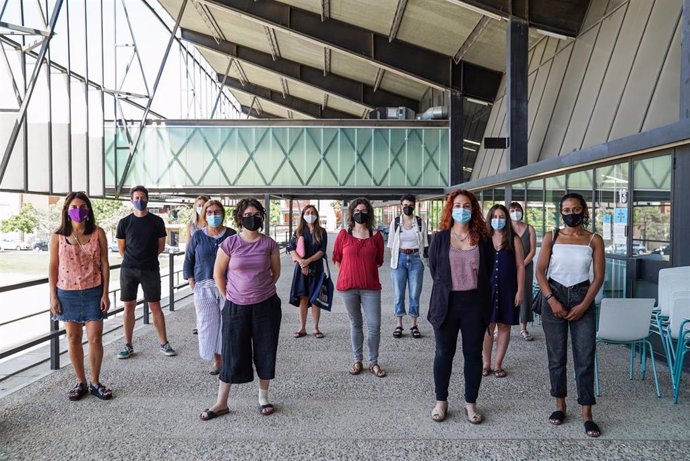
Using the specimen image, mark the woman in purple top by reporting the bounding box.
[199,198,282,420]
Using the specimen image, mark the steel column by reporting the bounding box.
[49,317,60,370]
[505,2,529,170]
[264,193,271,236]
[449,90,463,185]
[672,145,690,266]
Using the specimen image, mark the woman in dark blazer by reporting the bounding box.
[428,189,492,424]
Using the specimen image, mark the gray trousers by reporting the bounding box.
[340,289,382,363]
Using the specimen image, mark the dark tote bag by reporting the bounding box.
[310,258,334,311]
[532,229,559,315]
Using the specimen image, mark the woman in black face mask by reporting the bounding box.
[387,194,428,339]
[200,198,282,420]
[535,193,605,437]
[332,197,386,378]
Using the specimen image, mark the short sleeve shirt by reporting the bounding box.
[332,229,384,291]
[219,234,279,305]
[116,212,167,270]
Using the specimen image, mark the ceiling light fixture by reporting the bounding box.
[536,29,573,40]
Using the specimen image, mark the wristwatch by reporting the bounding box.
[543,293,554,302]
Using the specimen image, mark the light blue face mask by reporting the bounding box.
[196,206,203,216]
[491,217,507,230]
[207,215,222,228]
[452,208,472,224]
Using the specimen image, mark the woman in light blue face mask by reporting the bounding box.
[288,205,328,339]
[428,189,493,424]
[481,204,525,380]
[183,199,236,374]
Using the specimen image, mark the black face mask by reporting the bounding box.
[562,212,584,228]
[353,212,368,224]
[242,216,263,231]
[402,206,414,216]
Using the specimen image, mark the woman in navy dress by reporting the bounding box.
[482,204,524,378]
[288,205,328,338]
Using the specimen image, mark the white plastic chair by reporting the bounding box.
[595,298,659,397]
[651,267,690,378]
[667,293,690,403]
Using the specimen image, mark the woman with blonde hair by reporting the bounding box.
[184,199,236,374]
[288,205,328,338]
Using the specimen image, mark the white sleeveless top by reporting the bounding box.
[549,237,594,287]
[399,225,418,249]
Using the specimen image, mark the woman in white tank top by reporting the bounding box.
[535,193,605,438]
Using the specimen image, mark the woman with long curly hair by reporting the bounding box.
[427,189,492,424]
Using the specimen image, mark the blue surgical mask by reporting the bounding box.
[452,208,472,224]
[132,200,147,211]
[491,218,507,230]
[207,215,222,228]
[196,206,203,216]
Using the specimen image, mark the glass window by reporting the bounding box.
[526,179,545,243]
[545,175,566,230]
[632,154,671,260]
[567,170,594,232]
[511,182,526,209]
[595,162,629,256]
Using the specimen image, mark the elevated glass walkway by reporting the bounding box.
[105,120,449,194]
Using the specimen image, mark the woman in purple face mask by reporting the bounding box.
[49,191,112,401]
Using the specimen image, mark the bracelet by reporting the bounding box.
[543,293,554,302]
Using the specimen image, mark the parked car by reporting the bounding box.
[0,238,31,251]
[32,239,49,251]
[650,244,671,257]
[163,244,180,254]
[605,243,648,255]
[109,241,119,253]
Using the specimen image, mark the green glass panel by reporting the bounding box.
[104,124,449,189]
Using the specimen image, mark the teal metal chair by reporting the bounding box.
[650,267,690,386]
[595,298,660,398]
[668,293,690,403]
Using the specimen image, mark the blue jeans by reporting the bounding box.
[391,252,424,318]
[541,279,597,406]
[340,289,382,363]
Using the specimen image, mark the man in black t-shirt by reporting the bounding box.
[115,185,176,359]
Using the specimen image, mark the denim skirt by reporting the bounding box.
[54,285,105,323]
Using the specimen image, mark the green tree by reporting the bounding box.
[91,199,129,238]
[1,203,39,234]
[270,200,281,224]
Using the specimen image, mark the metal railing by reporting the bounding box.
[0,251,191,379]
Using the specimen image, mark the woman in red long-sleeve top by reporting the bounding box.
[332,197,386,378]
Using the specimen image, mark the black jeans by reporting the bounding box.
[541,279,596,406]
[433,290,486,403]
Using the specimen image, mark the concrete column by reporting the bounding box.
[449,90,464,185]
[682,0,690,119]
[506,1,529,170]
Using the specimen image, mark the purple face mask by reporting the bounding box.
[68,208,89,223]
